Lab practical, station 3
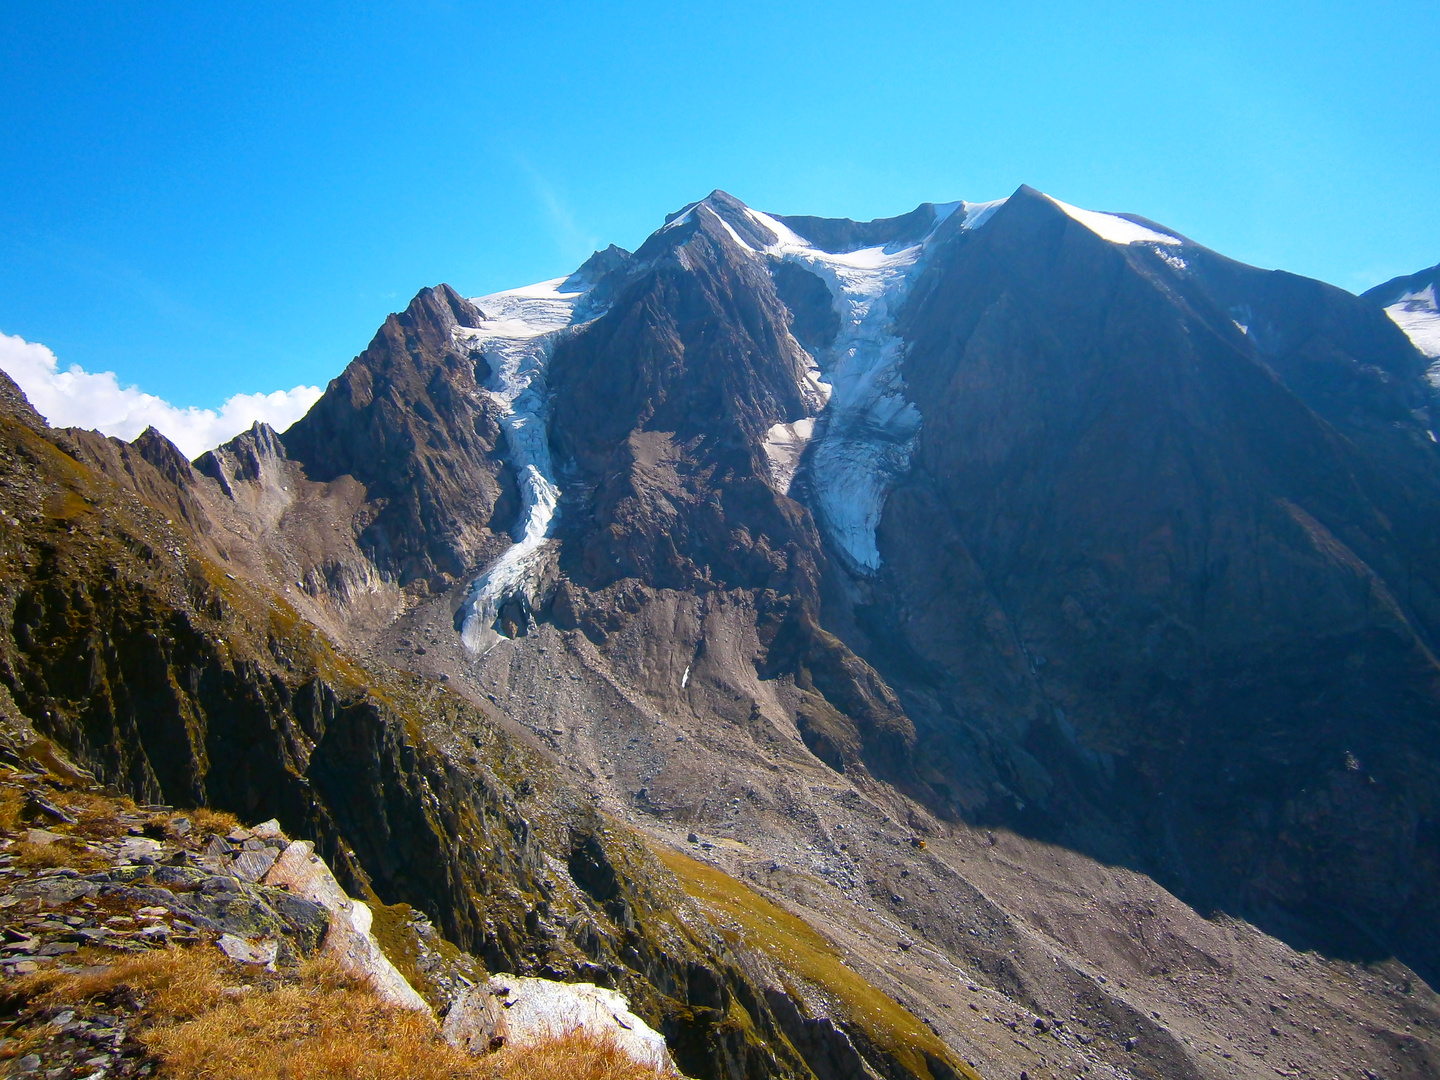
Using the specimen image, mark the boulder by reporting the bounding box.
[264,840,429,1013]
[484,976,673,1072]
[217,933,279,967]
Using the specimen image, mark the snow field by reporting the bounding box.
[1382,285,1440,385]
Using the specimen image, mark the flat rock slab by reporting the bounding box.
[117,837,162,863]
[217,933,279,967]
[14,877,98,905]
[230,847,278,883]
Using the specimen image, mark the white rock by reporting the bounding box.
[251,818,286,840]
[442,986,510,1054]
[488,976,674,1072]
[263,840,430,1013]
[117,836,162,862]
[217,933,278,967]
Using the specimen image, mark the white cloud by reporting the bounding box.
[0,329,323,460]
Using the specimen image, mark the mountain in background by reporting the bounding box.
[1365,262,1440,380]
[4,187,1439,1080]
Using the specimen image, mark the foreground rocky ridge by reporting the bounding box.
[0,763,677,1078]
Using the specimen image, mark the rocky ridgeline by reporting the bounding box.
[0,765,678,1077]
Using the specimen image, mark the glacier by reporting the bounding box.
[453,276,594,653]
[737,200,1000,573]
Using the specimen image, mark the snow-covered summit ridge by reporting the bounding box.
[1044,194,1182,247]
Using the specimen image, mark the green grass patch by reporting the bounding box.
[652,846,980,1080]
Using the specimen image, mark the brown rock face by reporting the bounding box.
[548,197,815,591]
[281,284,514,589]
[545,195,921,780]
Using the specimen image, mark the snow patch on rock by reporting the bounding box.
[958,197,1007,231]
[762,417,816,496]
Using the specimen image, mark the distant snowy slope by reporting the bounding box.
[1363,262,1440,383]
[1045,195,1182,246]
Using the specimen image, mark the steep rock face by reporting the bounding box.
[544,194,919,782]
[877,186,1440,975]
[548,193,817,591]
[281,284,515,589]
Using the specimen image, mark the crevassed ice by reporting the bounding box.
[1383,285,1440,386]
[454,277,591,653]
[741,201,998,572]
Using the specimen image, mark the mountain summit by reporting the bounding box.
[5,187,1440,1080]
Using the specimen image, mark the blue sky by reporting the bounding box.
[1,0,1437,439]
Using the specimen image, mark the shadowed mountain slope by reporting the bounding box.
[876,186,1440,974]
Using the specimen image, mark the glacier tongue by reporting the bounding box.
[744,203,992,572]
[454,277,590,653]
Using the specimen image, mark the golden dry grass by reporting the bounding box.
[145,968,482,1080]
[0,785,25,832]
[191,806,241,835]
[652,846,980,1080]
[483,1028,679,1080]
[11,947,231,1020]
[8,947,676,1080]
[11,837,107,871]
